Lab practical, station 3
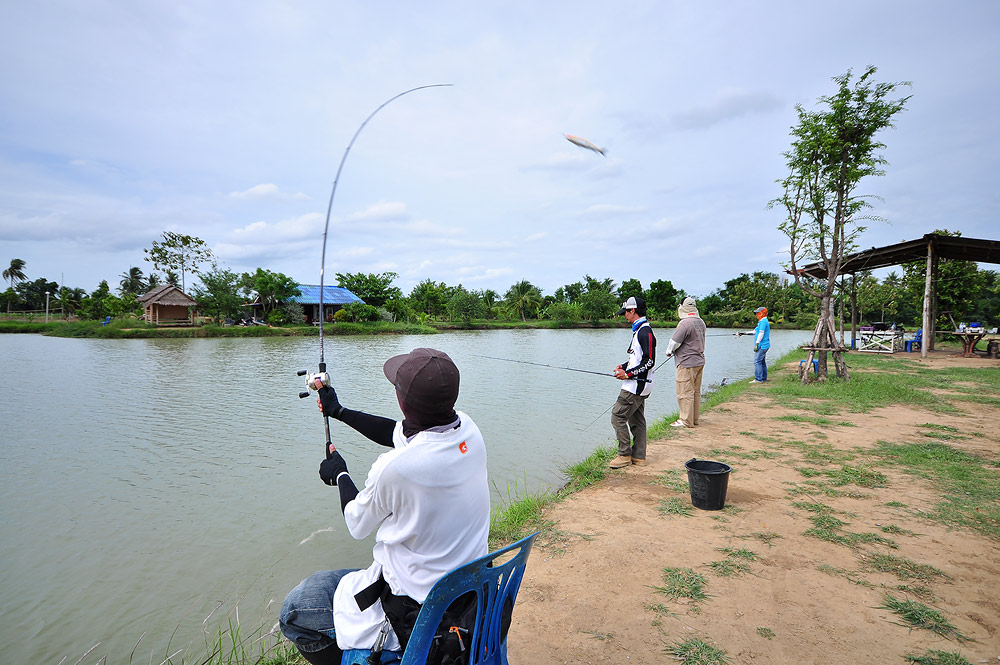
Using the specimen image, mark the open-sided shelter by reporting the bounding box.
[793,233,1000,357]
[138,285,197,325]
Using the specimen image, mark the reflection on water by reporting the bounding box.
[0,328,809,663]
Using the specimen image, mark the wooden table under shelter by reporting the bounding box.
[942,329,991,357]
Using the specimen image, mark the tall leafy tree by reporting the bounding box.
[193,268,245,323]
[16,277,59,310]
[119,266,146,296]
[644,279,681,318]
[334,271,403,308]
[772,66,910,381]
[4,258,27,313]
[143,232,215,293]
[901,230,987,330]
[503,280,543,321]
[617,278,644,303]
[409,279,451,316]
[240,269,300,317]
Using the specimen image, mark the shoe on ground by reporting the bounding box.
[750,379,764,384]
[670,420,688,428]
[631,457,647,466]
[609,455,632,469]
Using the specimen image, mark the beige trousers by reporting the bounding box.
[675,365,704,426]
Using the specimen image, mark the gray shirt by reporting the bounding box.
[670,316,706,368]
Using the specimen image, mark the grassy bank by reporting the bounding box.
[488,347,807,550]
[0,319,437,337]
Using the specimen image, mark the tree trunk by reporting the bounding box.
[800,290,849,384]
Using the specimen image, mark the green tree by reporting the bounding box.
[447,289,485,322]
[240,269,300,319]
[143,232,215,293]
[480,289,500,320]
[81,281,111,320]
[334,271,403,308]
[119,266,146,296]
[4,258,27,313]
[164,270,180,287]
[617,278,644,303]
[16,277,59,310]
[103,292,138,320]
[644,279,681,319]
[578,289,617,321]
[55,286,86,317]
[409,279,451,317]
[772,66,910,381]
[193,268,245,324]
[341,301,380,322]
[146,273,161,289]
[503,280,543,321]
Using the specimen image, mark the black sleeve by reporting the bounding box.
[628,327,656,377]
[337,474,360,513]
[335,408,396,447]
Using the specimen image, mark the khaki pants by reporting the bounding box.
[675,365,704,426]
[611,389,647,459]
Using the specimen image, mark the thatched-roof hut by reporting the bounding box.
[138,285,196,325]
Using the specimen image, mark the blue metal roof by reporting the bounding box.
[291,285,365,306]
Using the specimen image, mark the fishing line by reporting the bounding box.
[297,84,453,458]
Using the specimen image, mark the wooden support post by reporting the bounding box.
[921,239,933,358]
[850,274,857,350]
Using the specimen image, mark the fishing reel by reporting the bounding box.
[297,368,330,398]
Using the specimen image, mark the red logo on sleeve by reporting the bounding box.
[459,441,468,454]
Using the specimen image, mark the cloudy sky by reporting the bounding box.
[1,1,997,298]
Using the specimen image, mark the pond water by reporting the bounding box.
[0,327,810,663]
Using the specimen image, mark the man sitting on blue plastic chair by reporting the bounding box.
[280,349,491,665]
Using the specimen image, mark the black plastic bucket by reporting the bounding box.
[685,458,732,511]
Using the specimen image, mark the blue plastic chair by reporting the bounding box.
[99,316,111,326]
[341,532,538,665]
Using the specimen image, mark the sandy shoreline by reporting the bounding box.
[507,351,1000,665]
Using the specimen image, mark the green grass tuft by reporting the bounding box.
[665,637,731,665]
[904,650,973,665]
[658,497,694,517]
[879,594,971,643]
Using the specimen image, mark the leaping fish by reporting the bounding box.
[564,134,606,156]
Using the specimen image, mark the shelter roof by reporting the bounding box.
[290,285,365,306]
[793,233,1000,279]
[138,284,197,306]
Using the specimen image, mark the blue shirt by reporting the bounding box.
[754,317,771,350]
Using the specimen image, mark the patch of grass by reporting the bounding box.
[736,431,784,444]
[826,463,888,488]
[817,564,876,588]
[746,531,781,548]
[581,629,612,640]
[860,553,948,582]
[774,414,856,427]
[756,627,775,640]
[643,602,678,619]
[798,505,898,549]
[561,445,616,494]
[878,594,971,644]
[872,440,1000,540]
[651,469,688,493]
[664,637,731,665]
[879,524,916,536]
[782,439,856,465]
[488,484,555,550]
[768,368,953,414]
[708,558,751,577]
[917,423,960,432]
[652,567,708,609]
[886,501,908,508]
[658,497,694,517]
[894,584,936,601]
[717,547,758,561]
[904,650,973,665]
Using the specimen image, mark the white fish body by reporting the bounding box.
[564,134,606,156]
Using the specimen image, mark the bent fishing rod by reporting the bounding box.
[297,84,453,458]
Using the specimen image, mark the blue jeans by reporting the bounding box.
[280,568,359,654]
[754,348,768,381]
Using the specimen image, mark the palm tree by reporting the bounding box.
[119,267,146,296]
[4,258,27,313]
[504,280,543,322]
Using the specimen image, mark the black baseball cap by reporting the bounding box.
[383,348,460,414]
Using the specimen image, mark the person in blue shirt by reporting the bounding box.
[739,306,771,383]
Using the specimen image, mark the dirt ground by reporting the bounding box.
[508,351,1000,665]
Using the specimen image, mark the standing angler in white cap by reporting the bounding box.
[610,296,656,469]
[664,297,707,428]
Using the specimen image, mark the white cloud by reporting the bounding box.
[227,184,307,200]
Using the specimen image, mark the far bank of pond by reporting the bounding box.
[0,318,812,338]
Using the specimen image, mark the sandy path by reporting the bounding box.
[507,353,1000,665]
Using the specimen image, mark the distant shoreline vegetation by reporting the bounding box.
[0,318,810,338]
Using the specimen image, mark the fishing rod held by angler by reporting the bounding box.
[298,83,453,458]
[476,354,615,378]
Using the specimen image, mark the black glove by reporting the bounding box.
[319,450,349,486]
[754,344,760,352]
[317,385,344,418]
